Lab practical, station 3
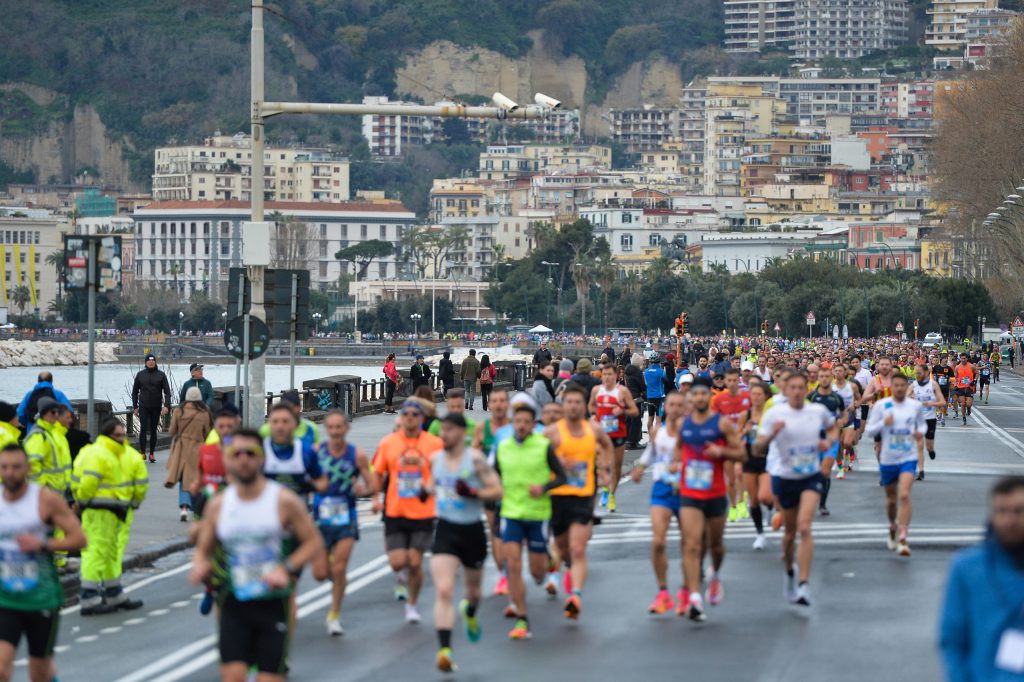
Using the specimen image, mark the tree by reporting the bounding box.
[592,252,617,335]
[269,211,317,271]
[10,285,31,315]
[571,258,594,335]
[45,250,65,304]
[335,240,395,279]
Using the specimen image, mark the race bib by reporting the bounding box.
[601,414,619,433]
[937,376,947,386]
[996,628,1024,674]
[684,459,714,491]
[0,549,39,593]
[982,368,991,377]
[788,446,819,475]
[566,460,589,489]
[890,428,913,452]
[397,470,423,499]
[229,545,278,601]
[436,480,466,514]
[317,497,351,527]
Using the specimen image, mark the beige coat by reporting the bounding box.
[166,403,211,489]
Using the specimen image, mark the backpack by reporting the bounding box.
[25,386,55,424]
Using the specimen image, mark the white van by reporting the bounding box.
[922,332,943,348]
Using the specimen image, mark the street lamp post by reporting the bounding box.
[411,313,422,338]
[178,311,184,336]
[540,260,559,326]
[313,312,322,336]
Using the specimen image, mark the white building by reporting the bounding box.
[700,232,822,273]
[360,96,439,157]
[130,200,416,302]
[927,0,999,49]
[724,0,797,52]
[152,134,350,204]
[349,279,497,322]
[792,0,909,60]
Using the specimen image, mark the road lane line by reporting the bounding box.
[61,561,194,616]
[972,408,1024,458]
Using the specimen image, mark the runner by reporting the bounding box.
[310,410,375,637]
[741,382,773,549]
[678,378,745,621]
[0,443,86,682]
[754,371,839,607]
[953,354,976,425]
[590,364,640,513]
[262,404,323,497]
[865,373,925,556]
[710,368,751,523]
[808,365,846,517]
[546,382,613,620]
[976,355,993,405]
[831,363,861,479]
[470,386,511,597]
[428,388,477,443]
[188,430,323,682]
[632,390,688,614]
[911,364,945,481]
[494,397,567,639]
[427,413,502,672]
[931,354,953,427]
[643,354,667,438]
[372,399,443,624]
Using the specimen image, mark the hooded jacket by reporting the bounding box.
[132,363,172,410]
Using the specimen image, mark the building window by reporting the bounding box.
[649,234,660,247]
[622,212,633,224]
[380,225,386,239]
[320,224,327,238]
[360,225,367,239]
[620,234,634,251]
[341,224,348,238]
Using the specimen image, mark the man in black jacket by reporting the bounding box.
[532,341,553,367]
[438,351,455,396]
[623,355,646,448]
[410,354,433,390]
[131,354,171,463]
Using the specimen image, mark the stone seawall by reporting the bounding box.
[0,339,119,368]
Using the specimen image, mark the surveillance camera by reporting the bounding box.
[534,93,562,109]
[492,92,519,112]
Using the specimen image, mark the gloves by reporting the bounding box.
[454,479,479,498]
[417,486,430,503]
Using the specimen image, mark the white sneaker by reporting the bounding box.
[752,534,766,551]
[326,617,344,637]
[795,582,811,607]
[886,531,898,551]
[897,540,911,557]
[404,603,421,624]
[544,572,559,597]
[783,569,797,603]
[179,508,189,522]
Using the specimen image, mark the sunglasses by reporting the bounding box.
[400,409,422,417]
[231,449,261,459]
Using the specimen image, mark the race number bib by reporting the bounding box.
[937,376,947,386]
[317,497,351,527]
[890,428,913,453]
[788,446,819,475]
[397,470,423,499]
[982,368,991,377]
[565,460,589,489]
[436,480,466,514]
[0,549,39,593]
[229,544,278,601]
[684,459,714,491]
[601,414,619,433]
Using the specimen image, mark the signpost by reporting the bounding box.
[914,318,919,341]
[896,321,905,338]
[1012,315,1024,338]
[64,235,122,438]
[774,322,780,338]
[224,314,271,424]
[806,311,816,339]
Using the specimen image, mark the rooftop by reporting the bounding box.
[134,200,414,214]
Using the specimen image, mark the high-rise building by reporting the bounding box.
[724,0,797,52]
[608,107,680,153]
[793,0,909,59]
[926,0,999,49]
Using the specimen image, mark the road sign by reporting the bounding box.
[64,235,123,292]
[1012,316,1024,336]
[896,321,905,333]
[774,322,780,332]
[805,312,816,326]
[224,315,271,360]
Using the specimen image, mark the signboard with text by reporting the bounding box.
[64,235,122,292]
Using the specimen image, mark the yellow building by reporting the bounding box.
[703,83,787,196]
[740,136,832,196]
[428,179,487,223]
[920,235,954,277]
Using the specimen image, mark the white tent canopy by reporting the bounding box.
[528,325,553,333]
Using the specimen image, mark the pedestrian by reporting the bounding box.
[531,362,556,407]
[553,358,574,394]
[439,351,456,396]
[1010,344,1016,369]
[602,343,616,365]
[461,350,481,410]
[532,341,553,367]
[570,358,600,404]
[411,354,433,390]
[23,397,71,498]
[131,354,171,463]
[939,476,1024,682]
[479,354,496,411]
[16,371,74,433]
[383,353,401,414]
[625,353,646,448]
[166,387,212,522]
[178,363,214,409]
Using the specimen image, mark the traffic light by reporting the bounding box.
[675,316,683,337]
[679,312,686,337]
[761,319,768,334]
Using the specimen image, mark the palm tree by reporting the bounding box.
[593,253,617,336]
[10,285,31,315]
[45,250,65,304]
[571,258,594,336]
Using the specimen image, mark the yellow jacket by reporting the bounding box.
[72,435,129,513]
[24,418,72,493]
[119,444,150,509]
[0,421,19,450]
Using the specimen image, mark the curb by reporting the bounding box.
[60,538,191,606]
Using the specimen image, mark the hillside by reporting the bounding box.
[0,0,723,190]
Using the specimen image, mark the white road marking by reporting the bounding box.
[169,600,190,608]
[147,609,170,616]
[61,561,194,616]
[75,635,99,643]
[971,408,1024,458]
[123,618,146,626]
[100,626,123,634]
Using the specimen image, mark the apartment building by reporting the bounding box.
[608,107,680,153]
[429,180,487,223]
[926,0,999,49]
[360,96,438,157]
[778,77,881,127]
[478,144,611,181]
[152,134,350,204]
[792,0,909,59]
[0,209,67,314]
[740,135,832,195]
[724,0,797,52]
[130,200,416,302]
[679,80,708,191]
[963,7,1020,41]
[703,83,787,196]
[880,81,935,120]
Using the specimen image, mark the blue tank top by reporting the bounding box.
[432,449,483,525]
[313,443,357,528]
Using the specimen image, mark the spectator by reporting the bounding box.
[939,476,1024,682]
[532,341,553,367]
[166,387,212,522]
[382,353,401,414]
[16,371,74,433]
[410,354,433,390]
[531,362,556,407]
[131,354,171,463]
[478,354,497,411]
[438,351,456,396]
[178,363,214,409]
[553,358,574,393]
[602,343,616,365]
[460,349,481,410]
[412,386,439,432]
[570,358,601,404]
[624,353,646,448]
[0,402,20,451]
[1010,344,1016,369]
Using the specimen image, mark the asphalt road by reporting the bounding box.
[15,372,1024,681]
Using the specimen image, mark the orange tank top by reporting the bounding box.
[549,419,597,497]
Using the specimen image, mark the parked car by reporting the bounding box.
[922,332,943,348]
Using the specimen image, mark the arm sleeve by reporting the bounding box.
[131,376,141,409]
[938,558,971,682]
[637,439,656,467]
[542,445,567,492]
[23,433,44,481]
[162,376,172,406]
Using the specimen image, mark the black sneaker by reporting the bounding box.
[916,471,925,481]
[115,598,144,611]
[81,602,118,616]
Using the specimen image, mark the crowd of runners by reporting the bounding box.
[0,334,1008,680]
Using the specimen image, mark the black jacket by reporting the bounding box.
[132,366,171,409]
[410,362,433,388]
[624,364,645,400]
[438,358,455,383]
[532,348,553,366]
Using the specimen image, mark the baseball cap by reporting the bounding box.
[510,392,538,416]
[679,374,694,384]
[281,390,301,407]
[740,360,754,371]
[665,353,675,361]
[399,399,424,414]
[416,354,424,360]
[189,362,204,372]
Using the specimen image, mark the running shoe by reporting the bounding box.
[404,603,421,624]
[326,615,344,637]
[836,468,846,480]
[436,647,456,673]
[459,599,481,643]
[394,583,408,602]
[676,588,690,616]
[752,534,766,551]
[648,589,675,615]
[771,511,783,532]
[819,505,830,517]
[493,574,509,596]
[783,569,797,603]
[916,471,925,482]
[544,572,559,596]
[886,527,898,551]
[599,488,609,508]
[508,618,531,640]
[503,604,519,619]
[687,593,707,622]
[728,505,738,523]
[939,416,945,427]
[608,493,617,513]
[148,453,156,463]
[897,540,911,557]
[707,578,724,606]
[563,569,573,595]
[963,416,967,426]
[563,594,581,620]
[928,450,936,460]
[794,583,811,607]
[737,502,749,520]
